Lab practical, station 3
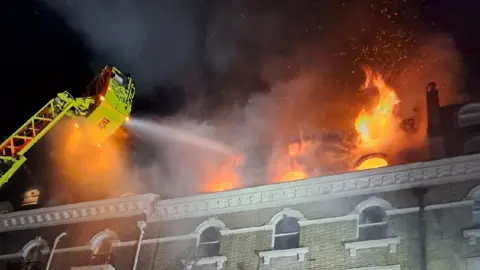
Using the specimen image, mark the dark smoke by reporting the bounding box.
[42,1,466,199]
[39,2,472,262]
[40,1,379,98]
[42,0,198,93]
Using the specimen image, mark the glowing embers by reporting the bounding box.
[355,153,389,171]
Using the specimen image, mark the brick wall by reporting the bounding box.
[131,180,480,270]
[2,180,480,269]
[130,210,474,270]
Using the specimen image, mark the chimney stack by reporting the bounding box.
[426,82,441,137]
[426,82,445,159]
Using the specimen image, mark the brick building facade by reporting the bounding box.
[1,153,480,269]
[1,84,480,270]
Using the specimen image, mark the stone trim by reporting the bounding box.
[467,257,480,269]
[458,103,480,127]
[268,208,306,226]
[21,237,49,258]
[344,237,400,257]
[350,197,393,215]
[0,194,157,232]
[347,265,401,270]
[89,229,119,251]
[156,154,480,221]
[194,218,225,246]
[194,217,227,234]
[467,185,480,199]
[463,228,480,245]
[0,199,473,260]
[0,154,479,232]
[182,256,227,269]
[71,265,115,270]
[258,247,309,265]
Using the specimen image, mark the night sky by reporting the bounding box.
[1,0,480,208]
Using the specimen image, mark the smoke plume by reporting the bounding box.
[41,1,466,200]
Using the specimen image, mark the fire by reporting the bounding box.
[354,67,400,147]
[356,157,389,170]
[203,155,242,193]
[273,141,310,183]
[204,179,236,193]
[49,118,131,200]
[279,170,307,182]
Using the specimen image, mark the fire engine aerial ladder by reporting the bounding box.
[0,66,136,188]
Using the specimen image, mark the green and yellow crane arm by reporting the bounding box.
[0,66,135,188]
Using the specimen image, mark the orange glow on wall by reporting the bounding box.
[356,157,388,170]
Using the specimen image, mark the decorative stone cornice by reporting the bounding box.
[155,154,480,221]
[71,265,115,270]
[0,194,157,232]
[347,265,401,270]
[2,153,480,232]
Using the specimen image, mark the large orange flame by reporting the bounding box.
[203,155,243,192]
[205,67,400,190]
[273,141,311,183]
[355,67,399,148]
[49,118,132,200]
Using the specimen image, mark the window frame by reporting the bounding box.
[357,206,388,241]
[89,229,118,265]
[272,216,301,250]
[473,200,480,226]
[197,226,222,258]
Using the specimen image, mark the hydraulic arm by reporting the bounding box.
[0,66,135,188]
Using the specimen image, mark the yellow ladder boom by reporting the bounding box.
[0,66,136,188]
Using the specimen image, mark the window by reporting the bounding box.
[358,206,388,241]
[23,245,43,270]
[274,217,300,250]
[467,186,480,228]
[464,136,480,154]
[21,188,41,207]
[198,227,221,257]
[89,230,118,265]
[473,200,480,227]
[0,201,13,214]
[20,237,48,270]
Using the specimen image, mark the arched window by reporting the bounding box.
[0,201,13,214]
[464,136,480,155]
[198,227,221,257]
[21,237,48,270]
[473,199,480,228]
[358,206,388,241]
[467,186,480,229]
[274,217,300,250]
[89,229,118,265]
